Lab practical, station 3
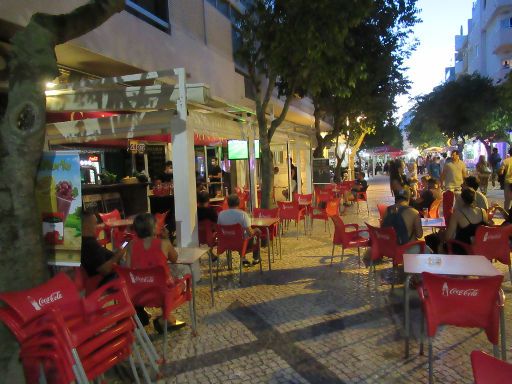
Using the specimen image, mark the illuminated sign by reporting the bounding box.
[88,155,99,162]
[128,140,146,154]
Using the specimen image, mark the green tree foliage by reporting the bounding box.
[313,0,419,158]
[407,73,510,154]
[235,0,370,207]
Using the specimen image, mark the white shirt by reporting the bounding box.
[443,160,467,190]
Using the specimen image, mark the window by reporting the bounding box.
[126,0,170,32]
[500,17,512,28]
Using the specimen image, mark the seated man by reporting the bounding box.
[197,190,218,223]
[343,172,368,206]
[454,176,489,211]
[382,187,426,253]
[81,211,126,285]
[411,178,441,213]
[217,194,261,267]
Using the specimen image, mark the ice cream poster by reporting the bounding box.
[36,151,82,263]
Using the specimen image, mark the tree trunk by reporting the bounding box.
[0,1,124,380]
[259,132,274,209]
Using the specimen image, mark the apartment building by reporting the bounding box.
[451,0,512,82]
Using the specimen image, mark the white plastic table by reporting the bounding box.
[420,218,446,228]
[403,253,501,358]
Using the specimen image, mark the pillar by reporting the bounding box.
[305,143,312,193]
[295,141,302,194]
[171,68,198,247]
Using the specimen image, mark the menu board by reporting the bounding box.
[35,151,82,265]
[146,145,166,181]
[313,158,331,184]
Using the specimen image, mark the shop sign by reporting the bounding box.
[128,140,146,154]
[35,151,82,264]
[88,155,99,162]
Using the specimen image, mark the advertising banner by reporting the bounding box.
[35,151,82,265]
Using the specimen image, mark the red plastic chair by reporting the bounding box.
[98,209,130,249]
[427,198,442,219]
[377,204,388,224]
[366,223,425,289]
[442,190,455,225]
[216,223,262,283]
[198,219,217,248]
[354,191,369,215]
[311,199,340,235]
[154,211,169,237]
[315,189,333,206]
[73,267,103,296]
[114,265,192,363]
[471,350,512,384]
[277,201,307,239]
[330,215,369,268]
[418,272,505,384]
[447,225,512,283]
[0,273,142,384]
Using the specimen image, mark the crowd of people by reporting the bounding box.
[381,147,512,258]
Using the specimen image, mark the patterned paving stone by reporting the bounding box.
[148,175,512,384]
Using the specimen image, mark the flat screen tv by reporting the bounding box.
[227,140,260,160]
[228,140,248,160]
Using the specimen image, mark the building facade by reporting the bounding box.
[451,0,512,83]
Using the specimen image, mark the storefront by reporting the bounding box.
[44,68,314,248]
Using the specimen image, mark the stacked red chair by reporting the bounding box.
[114,265,193,363]
[447,225,512,283]
[471,350,512,383]
[418,272,505,384]
[0,273,148,384]
[330,215,369,268]
[216,223,262,283]
[277,201,307,239]
[366,223,426,289]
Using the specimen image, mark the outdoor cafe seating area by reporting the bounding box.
[2,177,512,383]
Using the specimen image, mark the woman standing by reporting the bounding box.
[476,155,491,195]
[389,159,408,196]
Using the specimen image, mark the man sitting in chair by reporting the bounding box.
[343,172,368,206]
[217,194,261,267]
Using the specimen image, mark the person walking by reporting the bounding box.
[475,155,491,195]
[428,156,441,180]
[489,147,502,188]
[440,150,467,192]
[500,147,512,210]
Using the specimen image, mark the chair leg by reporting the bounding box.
[133,341,152,384]
[357,247,361,267]
[330,243,335,266]
[239,253,243,285]
[163,319,168,363]
[128,354,142,384]
[367,260,373,287]
[493,344,499,358]
[508,264,512,285]
[391,264,396,292]
[500,307,507,360]
[419,310,425,356]
[428,338,434,384]
[340,247,345,267]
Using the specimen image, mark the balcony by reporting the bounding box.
[454,60,466,76]
[455,34,467,51]
[493,26,512,54]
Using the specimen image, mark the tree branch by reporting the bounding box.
[261,72,276,113]
[33,0,125,44]
[268,90,294,141]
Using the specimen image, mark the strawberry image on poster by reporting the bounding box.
[56,181,78,222]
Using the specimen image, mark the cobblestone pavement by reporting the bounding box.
[150,175,511,384]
